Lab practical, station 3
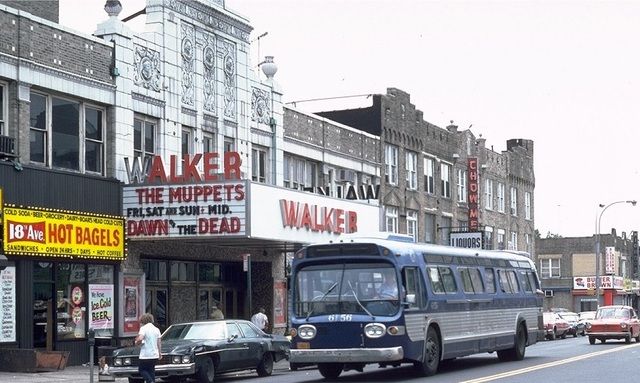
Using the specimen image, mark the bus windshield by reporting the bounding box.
[294,262,400,318]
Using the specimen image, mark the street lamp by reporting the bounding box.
[595,200,637,307]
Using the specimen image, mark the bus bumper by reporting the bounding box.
[290,347,404,364]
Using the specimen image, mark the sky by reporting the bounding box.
[58,0,640,238]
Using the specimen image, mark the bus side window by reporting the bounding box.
[460,268,475,293]
[469,268,484,293]
[520,271,533,293]
[403,267,425,308]
[440,267,457,294]
[427,267,445,294]
[498,270,511,293]
[484,268,496,294]
[507,270,520,293]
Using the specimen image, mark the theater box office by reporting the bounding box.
[0,164,124,369]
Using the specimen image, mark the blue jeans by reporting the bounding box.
[138,359,157,383]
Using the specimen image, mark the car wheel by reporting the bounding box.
[635,332,640,342]
[197,357,215,383]
[626,335,632,344]
[560,331,566,339]
[497,323,526,361]
[550,328,556,341]
[413,326,440,376]
[589,336,596,345]
[600,338,606,343]
[573,331,577,338]
[318,363,343,379]
[257,352,274,377]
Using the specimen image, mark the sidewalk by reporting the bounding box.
[0,359,291,382]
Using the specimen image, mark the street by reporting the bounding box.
[3,336,639,382]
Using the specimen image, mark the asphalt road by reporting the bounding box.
[2,336,638,382]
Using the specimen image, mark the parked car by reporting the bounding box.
[578,311,596,330]
[543,311,571,340]
[558,311,586,337]
[586,305,640,344]
[110,319,290,383]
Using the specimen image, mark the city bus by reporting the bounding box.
[288,235,544,379]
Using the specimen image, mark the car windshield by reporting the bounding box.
[560,313,578,322]
[596,308,630,320]
[162,322,226,340]
[579,312,595,320]
[294,262,400,318]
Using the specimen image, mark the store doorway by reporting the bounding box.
[145,287,168,332]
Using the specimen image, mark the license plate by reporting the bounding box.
[296,342,310,349]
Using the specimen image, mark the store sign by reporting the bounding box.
[280,200,357,234]
[574,275,622,290]
[89,284,114,330]
[450,231,483,249]
[123,152,242,185]
[123,181,247,238]
[2,207,125,260]
[605,246,616,274]
[467,158,479,231]
[0,267,16,343]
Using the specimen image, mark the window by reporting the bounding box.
[519,271,534,293]
[525,192,532,220]
[134,117,156,160]
[406,151,417,189]
[424,213,436,244]
[30,93,47,163]
[460,268,484,293]
[497,182,505,213]
[252,146,268,183]
[540,259,561,278]
[202,132,215,153]
[484,268,496,293]
[284,154,317,190]
[29,93,105,173]
[510,187,518,216]
[88,265,115,337]
[198,263,221,283]
[427,266,457,294]
[510,231,518,250]
[457,169,467,202]
[143,260,168,281]
[403,267,425,309]
[484,226,493,250]
[424,157,435,194]
[385,144,398,185]
[0,83,6,135]
[498,270,520,293]
[497,229,505,250]
[182,127,193,156]
[525,233,532,254]
[440,216,451,245]
[223,136,234,152]
[484,179,494,210]
[385,206,398,233]
[440,163,451,198]
[406,210,417,241]
[56,263,87,340]
[171,262,196,282]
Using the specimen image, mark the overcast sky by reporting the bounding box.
[59,0,640,239]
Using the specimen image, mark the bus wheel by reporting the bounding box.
[497,323,526,361]
[318,363,343,380]
[414,326,440,376]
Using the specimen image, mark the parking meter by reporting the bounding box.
[88,329,96,346]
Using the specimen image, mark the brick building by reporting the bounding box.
[315,88,536,256]
[537,230,639,312]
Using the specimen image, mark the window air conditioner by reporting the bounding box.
[544,290,554,297]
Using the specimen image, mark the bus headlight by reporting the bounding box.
[298,325,317,340]
[364,323,386,338]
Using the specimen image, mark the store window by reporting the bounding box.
[198,263,221,283]
[56,263,86,340]
[171,262,196,282]
[88,264,115,337]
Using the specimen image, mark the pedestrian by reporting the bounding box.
[135,313,161,383]
[210,303,224,320]
[251,307,269,331]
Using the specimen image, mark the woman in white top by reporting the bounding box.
[135,313,162,383]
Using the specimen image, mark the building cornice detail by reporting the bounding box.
[132,92,166,108]
[167,0,252,42]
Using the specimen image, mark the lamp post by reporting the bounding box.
[595,200,637,307]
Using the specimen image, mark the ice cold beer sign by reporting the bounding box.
[122,152,247,239]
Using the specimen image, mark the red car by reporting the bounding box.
[543,311,571,340]
[586,305,640,344]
